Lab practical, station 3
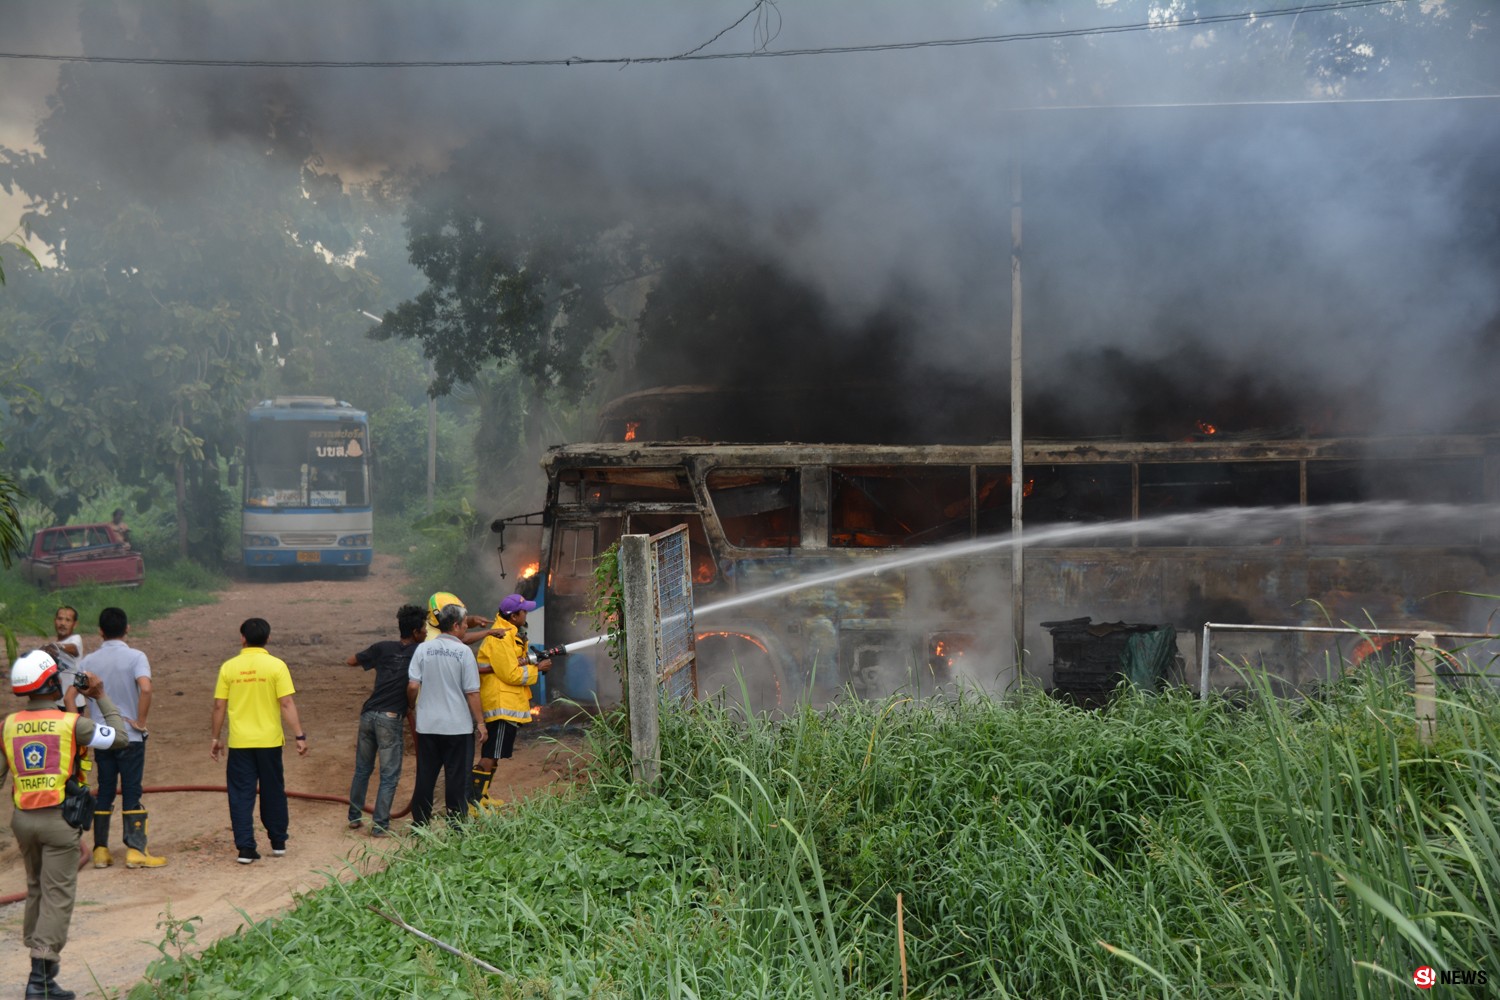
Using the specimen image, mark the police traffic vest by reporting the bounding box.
[3,709,80,810]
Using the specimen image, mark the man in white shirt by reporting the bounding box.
[406,603,485,827]
[47,607,84,673]
[44,606,86,712]
[79,607,166,869]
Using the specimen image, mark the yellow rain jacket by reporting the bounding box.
[475,619,538,725]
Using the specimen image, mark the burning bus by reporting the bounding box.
[513,395,1500,712]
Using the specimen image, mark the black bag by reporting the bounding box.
[60,766,94,831]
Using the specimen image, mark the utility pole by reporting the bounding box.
[426,361,437,516]
[1010,162,1025,679]
[359,308,436,515]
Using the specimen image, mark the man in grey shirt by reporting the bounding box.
[80,606,167,869]
[406,602,485,826]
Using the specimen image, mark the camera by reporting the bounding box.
[71,671,93,691]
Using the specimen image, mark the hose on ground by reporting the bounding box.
[0,783,412,906]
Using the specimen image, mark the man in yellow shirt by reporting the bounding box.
[208,618,308,865]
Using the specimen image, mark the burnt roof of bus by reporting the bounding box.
[543,434,1498,472]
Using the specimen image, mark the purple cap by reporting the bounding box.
[499,594,537,616]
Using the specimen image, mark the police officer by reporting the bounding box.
[2,650,127,999]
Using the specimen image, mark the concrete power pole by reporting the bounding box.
[1010,162,1025,679]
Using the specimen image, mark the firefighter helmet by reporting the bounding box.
[427,591,464,628]
[11,649,61,697]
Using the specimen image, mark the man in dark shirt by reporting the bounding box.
[344,605,425,837]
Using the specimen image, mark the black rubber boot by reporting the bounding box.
[468,767,492,807]
[93,810,111,849]
[123,809,167,867]
[25,956,76,999]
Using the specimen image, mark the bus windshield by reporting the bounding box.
[246,419,369,508]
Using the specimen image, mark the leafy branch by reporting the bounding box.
[0,225,41,286]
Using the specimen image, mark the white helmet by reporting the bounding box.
[12,649,61,696]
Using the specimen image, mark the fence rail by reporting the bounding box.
[1199,621,1500,745]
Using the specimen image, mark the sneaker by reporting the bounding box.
[237,848,260,865]
[271,842,287,857]
[347,819,364,830]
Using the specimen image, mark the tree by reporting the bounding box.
[0,5,420,559]
[0,227,40,564]
[373,135,650,504]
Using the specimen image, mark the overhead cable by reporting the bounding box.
[0,0,1407,70]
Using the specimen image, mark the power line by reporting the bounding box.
[673,0,779,60]
[0,0,1407,70]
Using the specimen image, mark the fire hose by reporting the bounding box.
[1,715,430,907]
[3,650,571,904]
[0,782,412,906]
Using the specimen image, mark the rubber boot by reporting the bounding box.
[467,768,496,814]
[25,956,76,999]
[92,811,112,868]
[122,809,167,868]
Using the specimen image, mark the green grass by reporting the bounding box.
[130,669,1500,999]
[0,558,226,646]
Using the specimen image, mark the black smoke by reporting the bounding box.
[4,1,1499,441]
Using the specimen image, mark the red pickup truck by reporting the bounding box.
[20,523,146,589]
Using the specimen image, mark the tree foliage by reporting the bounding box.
[373,139,645,399]
[0,4,421,557]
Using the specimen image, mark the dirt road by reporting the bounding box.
[0,555,581,997]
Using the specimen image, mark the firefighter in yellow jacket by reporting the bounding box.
[469,594,552,807]
[2,650,126,1000]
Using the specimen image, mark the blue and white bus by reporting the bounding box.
[242,397,373,575]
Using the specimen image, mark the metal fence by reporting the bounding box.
[1200,622,1500,745]
[652,525,698,702]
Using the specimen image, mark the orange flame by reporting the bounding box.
[520,561,540,579]
[530,705,541,719]
[624,421,640,442]
[1196,420,1218,435]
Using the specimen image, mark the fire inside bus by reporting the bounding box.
[519,432,1500,713]
[242,397,373,575]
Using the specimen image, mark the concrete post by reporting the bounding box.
[1413,630,1437,747]
[619,533,660,787]
[1010,162,1025,675]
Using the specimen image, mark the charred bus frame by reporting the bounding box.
[529,434,1500,709]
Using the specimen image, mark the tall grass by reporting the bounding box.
[134,669,1499,999]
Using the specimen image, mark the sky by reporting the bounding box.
[1,0,1497,439]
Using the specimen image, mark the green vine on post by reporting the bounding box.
[588,541,626,712]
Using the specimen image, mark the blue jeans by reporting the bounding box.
[225,747,288,852]
[348,711,404,830]
[94,738,146,818]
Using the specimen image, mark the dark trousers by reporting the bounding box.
[94,738,146,820]
[225,746,289,851]
[410,731,473,826]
